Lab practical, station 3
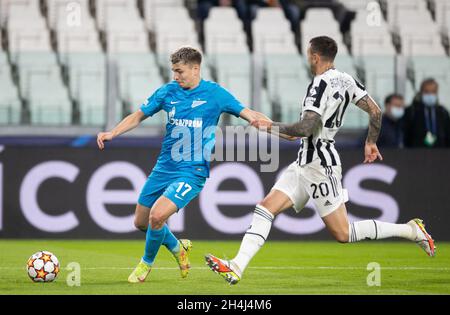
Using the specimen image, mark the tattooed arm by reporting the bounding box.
[240,108,298,141]
[355,95,382,144]
[252,110,322,138]
[355,95,384,163]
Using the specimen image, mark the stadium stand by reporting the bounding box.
[349,2,396,110]
[0,0,449,131]
[383,0,450,110]
[0,50,21,124]
[252,7,308,124]
[5,0,72,125]
[204,6,251,125]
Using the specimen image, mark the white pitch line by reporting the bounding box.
[3,266,450,271]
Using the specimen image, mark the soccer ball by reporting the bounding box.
[27,251,60,282]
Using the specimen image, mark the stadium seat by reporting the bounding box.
[46,0,91,30]
[95,0,140,31]
[359,56,396,106]
[334,55,358,78]
[264,54,309,97]
[8,30,53,64]
[338,0,373,11]
[253,7,297,55]
[386,0,429,27]
[1,0,41,27]
[214,54,252,125]
[386,0,445,56]
[144,2,186,32]
[263,53,311,123]
[21,66,72,125]
[276,75,310,124]
[114,53,165,126]
[400,30,446,56]
[0,53,21,124]
[66,53,106,125]
[106,32,149,53]
[301,8,348,55]
[350,9,396,56]
[434,0,450,37]
[57,31,102,59]
[259,88,272,119]
[204,7,248,56]
[11,50,72,125]
[343,103,369,129]
[153,6,199,70]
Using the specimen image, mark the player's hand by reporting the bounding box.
[363,142,383,163]
[97,131,114,150]
[251,119,273,131]
[280,134,299,141]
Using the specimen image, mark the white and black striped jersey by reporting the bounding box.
[296,68,367,166]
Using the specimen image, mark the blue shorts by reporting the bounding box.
[138,171,206,210]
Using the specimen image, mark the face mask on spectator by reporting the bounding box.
[422,94,437,107]
[390,107,404,120]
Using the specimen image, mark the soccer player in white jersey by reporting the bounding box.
[205,36,436,285]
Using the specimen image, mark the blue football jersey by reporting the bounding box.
[140,79,245,178]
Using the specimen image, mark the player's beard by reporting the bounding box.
[309,63,317,76]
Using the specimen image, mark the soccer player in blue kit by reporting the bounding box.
[97,46,294,283]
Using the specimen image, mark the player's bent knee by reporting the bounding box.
[133,219,147,232]
[149,212,165,230]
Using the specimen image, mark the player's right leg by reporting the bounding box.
[206,162,304,284]
[205,189,293,284]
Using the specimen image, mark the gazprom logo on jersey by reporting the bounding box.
[168,107,203,128]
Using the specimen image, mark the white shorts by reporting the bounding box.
[272,159,349,218]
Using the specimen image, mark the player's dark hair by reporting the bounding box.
[170,46,202,65]
[309,36,338,61]
[384,93,404,105]
[420,78,438,93]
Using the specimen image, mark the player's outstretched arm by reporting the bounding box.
[355,95,383,163]
[97,110,146,150]
[251,110,321,138]
[240,108,298,141]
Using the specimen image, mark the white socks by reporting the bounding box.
[231,211,417,276]
[231,205,274,277]
[349,220,416,243]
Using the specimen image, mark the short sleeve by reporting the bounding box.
[140,86,166,117]
[352,76,368,104]
[302,77,329,116]
[216,86,245,117]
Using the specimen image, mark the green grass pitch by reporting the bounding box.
[0,240,449,295]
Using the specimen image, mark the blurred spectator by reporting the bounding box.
[377,94,406,148]
[403,78,450,148]
[279,0,301,34]
[197,0,280,46]
[197,0,236,21]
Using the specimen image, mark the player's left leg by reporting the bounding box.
[306,161,436,257]
[140,176,205,279]
[128,197,179,283]
[133,201,186,259]
[321,202,436,257]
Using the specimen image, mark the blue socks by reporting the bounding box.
[162,225,180,254]
[142,224,179,265]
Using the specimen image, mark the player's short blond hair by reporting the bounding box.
[170,46,202,65]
